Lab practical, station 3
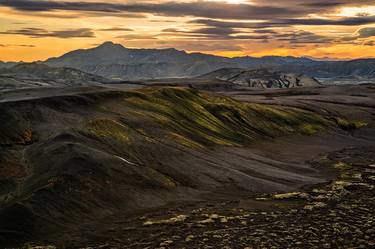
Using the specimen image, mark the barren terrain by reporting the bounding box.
[0,83,374,248]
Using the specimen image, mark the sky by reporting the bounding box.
[0,0,375,61]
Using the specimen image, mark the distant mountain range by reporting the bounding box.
[0,61,19,69]
[0,62,107,91]
[199,68,321,89]
[44,42,235,80]
[1,42,375,81]
[41,42,375,80]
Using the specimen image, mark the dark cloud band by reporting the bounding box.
[0,27,95,38]
[0,0,324,19]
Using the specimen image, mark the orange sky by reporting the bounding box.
[1,0,375,61]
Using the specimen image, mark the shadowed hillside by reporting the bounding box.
[0,86,362,247]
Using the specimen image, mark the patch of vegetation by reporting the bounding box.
[169,132,205,150]
[84,119,130,143]
[299,124,324,135]
[335,118,368,132]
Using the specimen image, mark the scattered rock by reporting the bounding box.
[220,217,228,223]
[304,202,327,211]
[159,240,173,247]
[273,192,309,200]
[143,215,187,226]
[185,235,194,242]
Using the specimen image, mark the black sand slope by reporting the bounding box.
[0,84,374,248]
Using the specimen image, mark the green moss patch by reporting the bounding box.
[80,87,360,150]
[84,119,131,143]
[118,87,337,148]
[335,118,368,131]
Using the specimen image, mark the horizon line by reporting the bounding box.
[1,41,374,63]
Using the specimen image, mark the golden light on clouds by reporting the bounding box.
[337,6,375,17]
[0,0,375,61]
[206,0,249,4]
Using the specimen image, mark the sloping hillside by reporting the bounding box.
[0,63,108,91]
[200,68,321,88]
[0,86,360,247]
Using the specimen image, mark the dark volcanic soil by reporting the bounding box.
[0,83,374,248]
[51,147,375,249]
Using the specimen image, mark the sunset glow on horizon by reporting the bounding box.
[1,0,375,61]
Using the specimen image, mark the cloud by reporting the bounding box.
[2,0,375,35]
[252,0,375,8]
[180,43,243,52]
[5,0,374,20]
[0,0,317,20]
[17,44,36,47]
[253,29,278,34]
[116,34,157,40]
[280,16,375,26]
[275,30,334,44]
[0,27,95,38]
[98,27,134,32]
[0,44,35,47]
[357,27,375,38]
[162,27,269,40]
[192,15,375,30]
[363,40,375,46]
[342,27,375,41]
[185,27,237,37]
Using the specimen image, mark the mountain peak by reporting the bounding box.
[95,41,127,51]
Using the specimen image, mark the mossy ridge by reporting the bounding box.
[121,87,337,147]
[123,88,245,146]
[86,87,357,149]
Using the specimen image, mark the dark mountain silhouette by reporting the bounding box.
[41,42,375,81]
[46,41,236,80]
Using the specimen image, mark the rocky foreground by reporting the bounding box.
[21,147,375,249]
